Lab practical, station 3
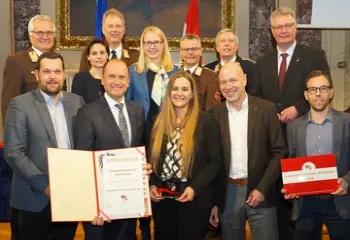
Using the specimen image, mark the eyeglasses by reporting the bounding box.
[271,22,295,31]
[143,41,163,48]
[180,47,201,52]
[305,86,331,94]
[31,31,55,37]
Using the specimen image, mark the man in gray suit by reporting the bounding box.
[283,70,350,239]
[4,52,84,240]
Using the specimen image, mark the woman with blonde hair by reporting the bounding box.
[149,71,222,240]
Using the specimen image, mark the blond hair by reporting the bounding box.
[150,71,200,177]
[180,34,201,46]
[135,26,174,74]
[270,7,296,24]
[102,8,125,25]
[215,28,238,45]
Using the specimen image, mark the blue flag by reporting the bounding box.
[95,0,107,38]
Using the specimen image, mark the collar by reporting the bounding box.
[31,46,43,57]
[277,41,297,58]
[220,55,237,66]
[104,92,125,108]
[111,44,123,54]
[226,93,248,112]
[306,109,333,125]
[39,89,63,104]
[184,64,199,74]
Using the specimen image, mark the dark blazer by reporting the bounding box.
[150,112,222,209]
[287,109,350,220]
[211,96,286,213]
[180,66,220,111]
[79,46,140,72]
[4,89,84,212]
[73,96,145,151]
[1,48,38,124]
[71,72,103,104]
[251,43,330,116]
[205,55,255,94]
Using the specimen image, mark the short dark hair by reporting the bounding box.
[305,70,333,89]
[36,52,65,70]
[85,38,110,57]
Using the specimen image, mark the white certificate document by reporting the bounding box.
[47,146,152,222]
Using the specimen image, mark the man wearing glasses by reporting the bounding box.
[179,34,220,111]
[251,7,330,240]
[283,70,350,239]
[205,29,255,94]
[1,14,56,124]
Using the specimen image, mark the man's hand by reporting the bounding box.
[91,216,110,226]
[331,178,349,196]
[209,206,219,228]
[280,106,298,123]
[45,185,50,197]
[177,186,195,203]
[281,188,299,200]
[246,189,265,207]
[150,185,163,202]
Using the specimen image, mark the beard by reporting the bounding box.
[40,82,63,96]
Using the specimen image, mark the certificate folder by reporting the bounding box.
[47,147,152,222]
[281,154,338,196]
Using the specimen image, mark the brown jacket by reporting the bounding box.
[181,66,220,111]
[1,48,39,123]
[79,46,140,72]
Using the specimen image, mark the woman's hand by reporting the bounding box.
[177,186,195,203]
[150,185,164,202]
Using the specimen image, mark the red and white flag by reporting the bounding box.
[183,0,200,36]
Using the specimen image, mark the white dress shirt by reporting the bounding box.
[31,46,43,56]
[109,44,123,60]
[220,55,237,66]
[184,64,199,74]
[104,92,132,144]
[227,94,248,179]
[277,41,297,74]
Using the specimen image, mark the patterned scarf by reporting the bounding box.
[147,62,170,106]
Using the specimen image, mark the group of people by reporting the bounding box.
[1,5,350,240]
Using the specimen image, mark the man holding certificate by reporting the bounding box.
[282,70,350,239]
[74,59,146,240]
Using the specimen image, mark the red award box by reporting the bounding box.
[281,154,338,196]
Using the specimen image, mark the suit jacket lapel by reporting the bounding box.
[297,115,308,156]
[140,72,149,100]
[247,96,258,154]
[268,49,280,95]
[125,100,137,146]
[62,91,74,147]
[97,97,125,147]
[218,103,231,172]
[332,110,342,158]
[32,89,57,147]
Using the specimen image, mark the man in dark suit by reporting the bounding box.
[1,14,56,124]
[74,59,145,240]
[209,62,286,240]
[251,8,330,239]
[205,28,255,94]
[283,70,350,239]
[179,34,220,111]
[4,52,84,240]
[79,9,139,72]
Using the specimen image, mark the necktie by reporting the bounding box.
[115,103,129,147]
[111,50,118,59]
[279,53,288,88]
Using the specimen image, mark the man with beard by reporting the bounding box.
[1,14,56,124]
[4,52,84,240]
[282,70,350,240]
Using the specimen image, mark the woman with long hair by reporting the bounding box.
[71,38,109,103]
[149,71,222,240]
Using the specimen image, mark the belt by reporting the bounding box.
[314,194,334,200]
[228,178,248,185]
